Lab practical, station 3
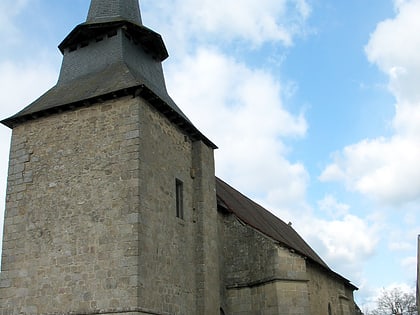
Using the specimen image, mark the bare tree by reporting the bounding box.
[366,287,417,315]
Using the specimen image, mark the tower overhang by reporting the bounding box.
[59,21,169,61]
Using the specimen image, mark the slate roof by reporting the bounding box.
[4,62,177,123]
[86,0,143,26]
[216,177,357,290]
[59,20,168,61]
[0,0,217,149]
[1,62,216,148]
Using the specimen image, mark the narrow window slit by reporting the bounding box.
[176,179,184,219]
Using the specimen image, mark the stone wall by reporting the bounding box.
[218,212,356,315]
[0,91,357,315]
[1,97,142,314]
[0,95,219,315]
[136,95,219,314]
[219,212,310,315]
[191,141,220,314]
[306,261,356,315]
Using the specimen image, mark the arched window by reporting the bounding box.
[328,302,332,315]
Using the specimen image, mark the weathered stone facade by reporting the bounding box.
[0,95,219,314]
[217,211,356,315]
[307,261,356,315]
[219,213,310,314]
[0,1,358,314]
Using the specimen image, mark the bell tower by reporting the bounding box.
[0,1,220,314]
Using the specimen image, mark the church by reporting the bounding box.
[0,1,358,314]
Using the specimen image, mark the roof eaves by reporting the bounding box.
[138,86,217,149]
[306,259,359,291]
[58,21,168,61]
[1,87,135,129]
[1,85,217,150]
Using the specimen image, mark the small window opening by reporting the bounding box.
[328,303,332,315]
[176,179,184,219]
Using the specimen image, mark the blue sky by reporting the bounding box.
[0,0,419,309]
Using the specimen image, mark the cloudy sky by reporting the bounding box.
[0,0,419,308]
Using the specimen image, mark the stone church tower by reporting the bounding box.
[1,1,360,314]
[0,0,220,314]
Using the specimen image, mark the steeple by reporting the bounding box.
[58,0,167,61]
[86,0,142,25]
[1,0,216,148]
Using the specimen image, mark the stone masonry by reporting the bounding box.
[219,213,310,315]
[217,211,356,315]
[0,95,219,314]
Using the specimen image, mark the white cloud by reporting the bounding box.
[166,48,308,208]
[143,0,311,50]
[0,61,57,117]
[389,241,413,252]
[366,0,420,104]
[400,256,416,270]
[317,194,350,218]
[403,211,418,225]
[0,0,29,46]
[259,197,380,283]
[388,226,419,252]
[297,213,379,280]
[320,136,420,205]
[320,0,420,206]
